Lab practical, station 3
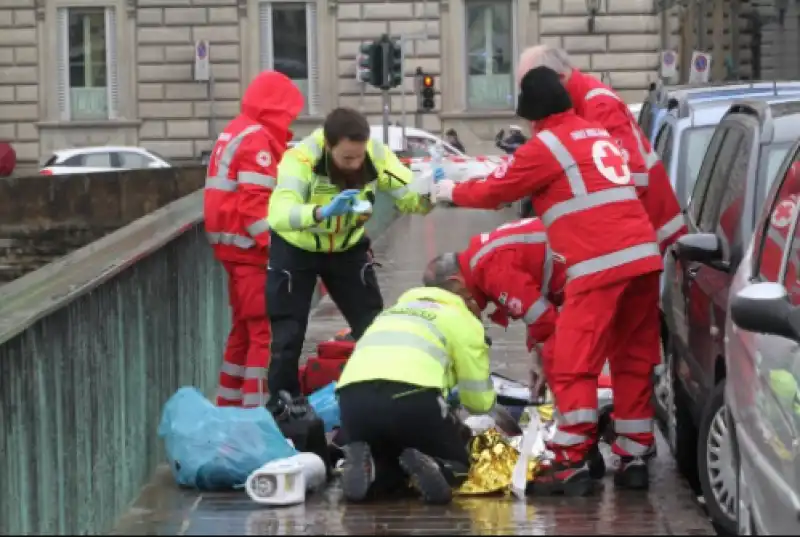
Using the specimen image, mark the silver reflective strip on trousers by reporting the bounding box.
[206,232,256,249]
[288,206,305,229]
[656,213,686,244]
[536,130,587,196]
[206,124,263,190]
[615,418,653,435]
[566,242,660,280]
[551,429,589,446]
[540,187,639,227]
[632,173,648,186]
[242,392,268,407]
[279,175,310,200]
[468,232,547,269]
[357,330,449,368]
[246,219,270,238]
[216,386,242,401]
[239,171,277,189]
[558,408,598,426]
[613,435,652,456]
[220,362,245,377]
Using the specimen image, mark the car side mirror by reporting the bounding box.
[675,233,723,264]
[731,282,800,341]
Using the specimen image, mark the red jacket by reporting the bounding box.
[452,110,663,294]
[566,70,687,254]
[204,71,304,265]
[458,217,566,351]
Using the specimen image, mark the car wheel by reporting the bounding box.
[665,340,700,490]
[698,381,737,536]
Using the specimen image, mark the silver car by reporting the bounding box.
[725,140,800,535]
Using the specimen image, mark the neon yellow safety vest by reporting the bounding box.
[267,129,432,252]
[337,286,496,415]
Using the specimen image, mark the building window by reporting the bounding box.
[57,7,119,121]
[465,0,514,110]
[259,2,320,116]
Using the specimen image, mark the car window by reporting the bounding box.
[42,154,58,167]
[640,105,654,141]
[698,129,745,232]
[757,150,800,283]
[688,127,729,225]
[678,126,716,199]
[713,129,752,259]
[784,221,800,306]
[406,136,436,158]
[654,123,674,175]
[69,152,112,167]
[116,152,152,169]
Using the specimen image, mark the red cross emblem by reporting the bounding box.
[771,199,796,229]
[592,140,631,185]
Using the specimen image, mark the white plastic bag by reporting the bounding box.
[510,408,542,499]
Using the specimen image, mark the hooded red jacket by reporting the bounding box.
[458,217,566,350]
[566,70,686,254]
[452,110,663,294]
[204,71,304,265]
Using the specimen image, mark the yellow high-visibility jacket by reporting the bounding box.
[267,129,432,252]
[337,286,496,415]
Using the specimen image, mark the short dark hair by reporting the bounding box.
[323,107,370,147]
[445,128,457,137]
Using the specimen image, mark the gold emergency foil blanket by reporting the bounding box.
[456,428,539,496]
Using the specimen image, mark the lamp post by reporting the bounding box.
[586,0,601,32]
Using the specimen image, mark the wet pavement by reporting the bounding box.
[112,207,714,535]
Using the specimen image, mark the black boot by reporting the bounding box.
[527,458,596,497]
[588,443,606,479]
[341,442,375,502]
[613,449,655,490]
[398,449,453,505]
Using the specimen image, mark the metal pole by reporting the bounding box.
[400,36,407,150]
[381,36,390,145]
[382,90,390,144]
[209,72,217,138]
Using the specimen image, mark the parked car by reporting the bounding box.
[661,96,800,535]
[725,143,800,536]
[638,81,800,144]
[40,146,172,175]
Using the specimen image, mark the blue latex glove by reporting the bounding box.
[433,167,446,183]
[320,189,360,219]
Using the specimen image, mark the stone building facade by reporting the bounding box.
[0,0,661,172]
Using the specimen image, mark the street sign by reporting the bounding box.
[688,51,711,84]
[194,40,210,82]
[660,49,677,79]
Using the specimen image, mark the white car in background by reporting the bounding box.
[40,146,172,175]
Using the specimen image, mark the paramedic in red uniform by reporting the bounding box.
[517,45,686,254]
[435,66,663,495]
[204,71,304,408]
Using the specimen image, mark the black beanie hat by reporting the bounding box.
[515,66,573,121]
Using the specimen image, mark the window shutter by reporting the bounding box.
[105,7,119,119]
[306,2,320,115]
[259,2,273,71]
[57,8,70,121]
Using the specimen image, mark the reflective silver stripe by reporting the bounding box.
[614,418,653,435]
[220,362,245,378]
[458,377,494,393]
[300,134,324,159]
[558,408,598,426]
[523,296,551,325]
[630,118,658,171]
[239,171,277,189]
[584,87,620,101]
[613,435,652,456]
[279,175,310,199]
[389,185,409,199]
[288,206,305,229]
[540,187,639,227]
[469,232,547,269]
[242,392,267,407]
[357,330,449,368]
[632,172,649,186]
[537,130,587,196]
[382,312,447,346]
[244,367,267,379]
[246,219,270,238]
[371,138,386,160]
[567,242,660,280]
[205,177,238,192]
[216,386,242,401]
[551,429,589,446]
[207,124,264,191]
[656,213,686,244]
[207,231,256,249]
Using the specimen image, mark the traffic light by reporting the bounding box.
[385,38,403,89]
[356,42,372,83]
[416,69,435,112]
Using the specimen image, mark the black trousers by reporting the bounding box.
[338,380,471,498]
[266,231,384,396]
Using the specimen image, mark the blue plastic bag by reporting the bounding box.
[308,382,340,432]
[158,387,297,490]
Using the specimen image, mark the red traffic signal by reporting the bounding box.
[423,75,434,88]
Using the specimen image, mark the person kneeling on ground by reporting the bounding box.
[336,258,496,505]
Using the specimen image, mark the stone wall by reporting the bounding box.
[0,166,205,284]
[0,0,41,165]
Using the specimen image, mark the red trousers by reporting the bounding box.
[216,262,271,408]
[547,272,660,462]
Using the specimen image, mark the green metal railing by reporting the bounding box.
[0,190,399,535]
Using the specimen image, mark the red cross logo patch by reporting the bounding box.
[592,140,631,185]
